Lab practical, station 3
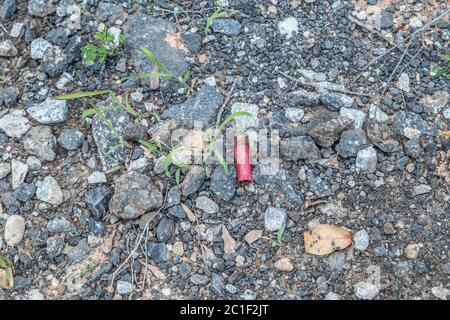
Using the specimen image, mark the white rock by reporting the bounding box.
[116,280,133,295]
[264,207,287,232]
[368,104,388,122]
[285,108,305,122]
[431,286,450,300]
[4,215,26,247]
[353,229,370,251]
[340,107,366,128]
[27,156,42,170]
[325,292,342,300]
[397,72,410,92]
[36,176,63,205]
[0,40,18,57]
[27,289,45,300]
[87,171,107,184]
[444,108,450,119]
[0,113,31,138]
[27,98,68,124]
[231,102,259,132]
[0,163,11,180]
[354,281,379,300]
[278,17,298,39]
[30,38,52,60]
[356,147,377,173]
[204,76,216,87]
[11,159,28,190]
[409,16,423,28]
[414,184,432,195]
[10,23,25,38]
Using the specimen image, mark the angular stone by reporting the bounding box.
[36,176,63,205]
[211,19,241,35]
[11,159,28,190]
[180,166,206,196]
[28,0,56,17]
[336,129,369,158]
[264,207,287,232]
[0,40,18,57]
[30,38,52,60]
[27,98,68,124]
[59,129,84,150]
[85,185,112,219]
[281,136,321,161]
[195,196,219,214]
[340,107,366,129]
[109,172,163,220]
[0,113,31,138]
[23,126,57,162]
[41,46,68,77]
[210,165,237,201]
[356,147,377,173]
[162,85,224,128]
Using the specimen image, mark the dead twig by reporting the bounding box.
[111,185,169,286]
[216,78,238,128]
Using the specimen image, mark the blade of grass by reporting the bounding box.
[54,90,112,100]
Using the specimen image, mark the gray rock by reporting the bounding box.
[28,0,56,17]
[281,136,321,161]
[64,238,90,264]
[11,159,28,190]
[123,13,188,86]
[320,91,354,111]
[354,281,379,300]
[109,171,163,220]
[92,109,131,170]
[374,246,388,256]
[404,139,423,159]
[23,126,57,162]
[307,168,333,198]
[0,40,18,57]
[190,274,210,285]
[353,229,370,251]
[47,217,75,233]
[98,2,124,23]
[116,281,133,295]
[146,242,170,263]
[46,236,65,259]
[30,38,52,60]
[10,22,24,38]
[47,27,69,47]
[336,129,369,158]
[397,72,410,92]
[328,252,346,271]
[165,186,181,209]
[167,205,186,220]
[366,121,401,153]
[0,0,17,21]
[178,262,192,279]
[290,112,352,148]
[211,19,241,35]
[156,218,175,242]
[41,46,68,77]
[4,215,25,246]
[163,85,224,128]
[59,129,84,150]
[0,162,10,180]
[210,273,225,296]
[290,89,320,106]
[87,171,107,185]
[285,108,305,122]
[0,86,20,108]
[264,207,287,232]
[392,111,431,139]
[27,98,68,124]
[394,261,410,278]
[85,185,112,219]
[180,166,206,196]
[380,10,393,28]
[196,196,219,214]
[36,176,63,205]
[15,182,36,202]
[339,107,366,129]
[0,113,31,138]
[413,184,432,195]
[210,165,236,201]
[147,119,180,147]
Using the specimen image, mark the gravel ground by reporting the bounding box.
[0,0,449,300]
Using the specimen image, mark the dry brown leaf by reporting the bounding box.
[244,229,263,245]
[0,268,13,289]
[303,199,327,212]
[148,264,166,280]
[304,224,352,256]
[221,225,236,255]
[181,203,196,223]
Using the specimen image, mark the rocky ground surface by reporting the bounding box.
[0,0,449,300]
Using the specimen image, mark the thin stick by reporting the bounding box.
[353,8,450,83]
[216,79,238,128]
[111,185,169,285]
[277,70,373,98]
[380,36,414,97]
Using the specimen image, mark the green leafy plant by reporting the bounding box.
[81,27,126,66]
[123,47,196,97]
[205,9,228,35]
[272,224,286,247]
[431,51,450,80]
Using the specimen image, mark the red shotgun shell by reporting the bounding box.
[234,135,253,183]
